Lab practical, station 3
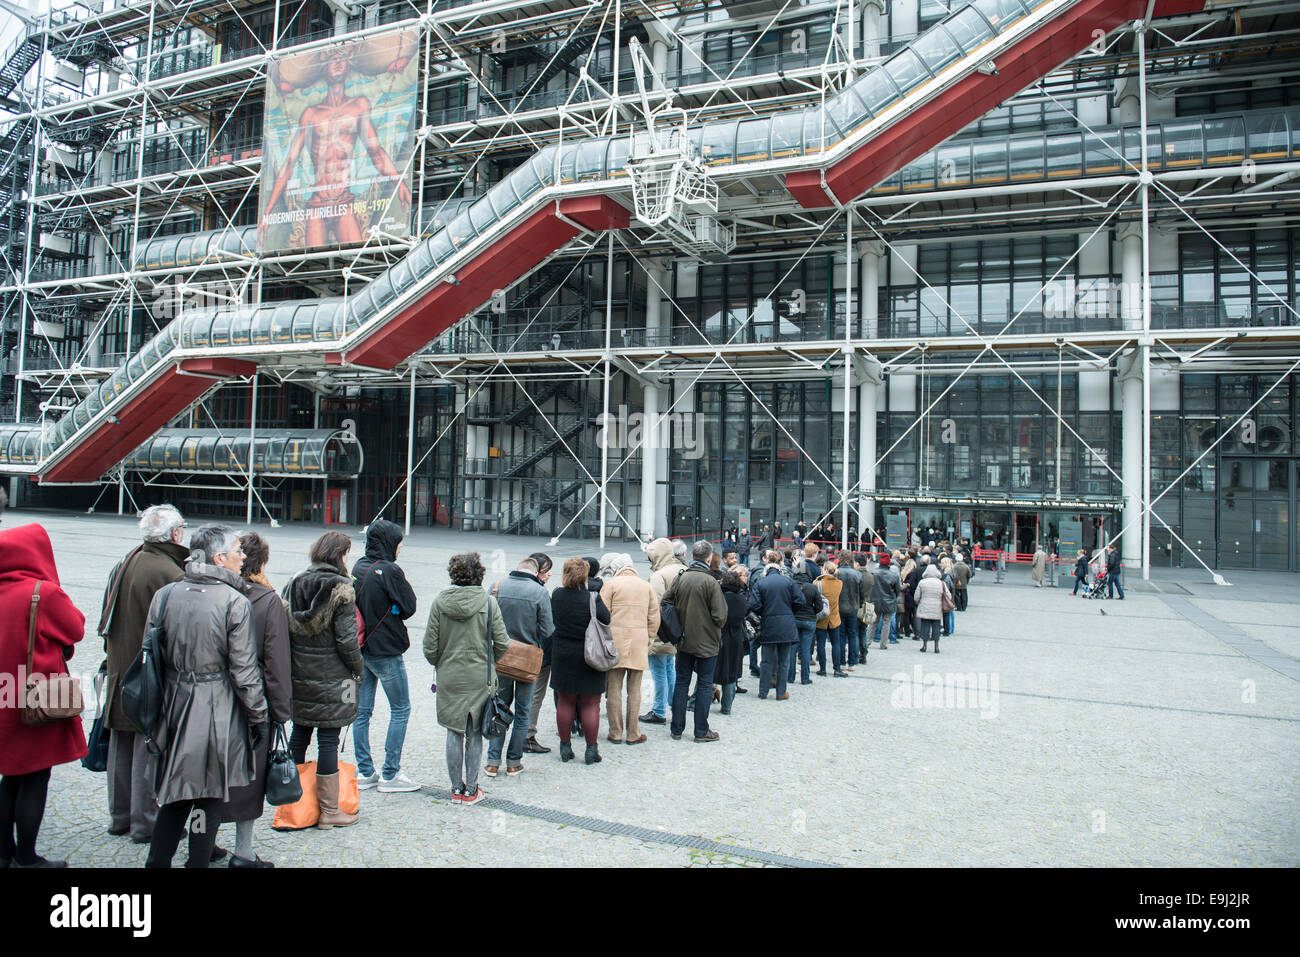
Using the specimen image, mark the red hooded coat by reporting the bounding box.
[0,523,88,775]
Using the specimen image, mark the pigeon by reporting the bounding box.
[1099,608,1107,616]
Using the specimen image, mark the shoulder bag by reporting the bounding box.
[21,582,85,726]
[120,582,177,753]
[479,600,513,739]
[583,591,619,672]
[814,580,831,625]
[81,660,110,771]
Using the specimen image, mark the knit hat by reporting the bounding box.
[879,553,891,567]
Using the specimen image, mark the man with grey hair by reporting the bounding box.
[486,556,553,776]
[98,504,190,845]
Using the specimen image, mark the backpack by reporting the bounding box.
[814,580,831,623]
[120,582,177,756]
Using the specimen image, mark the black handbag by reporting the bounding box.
[81,660,110,773]
[658,598,684,645]
[120,582,177,756]
[264,723,302,807]
[478,600,513,738]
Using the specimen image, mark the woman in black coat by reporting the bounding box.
[550,558,611,765]
[221,532,292,867]
[715,570,748,714]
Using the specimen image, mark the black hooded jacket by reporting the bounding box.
[350,520,418,657]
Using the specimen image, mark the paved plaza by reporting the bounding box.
[12,509,1300,867]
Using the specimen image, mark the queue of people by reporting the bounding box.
[0,508,979,868]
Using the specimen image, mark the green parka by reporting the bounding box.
[423,584,510,732]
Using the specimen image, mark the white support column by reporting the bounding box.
[859,240,883,339]
[246,375,257,525]
[644,259,669,539]
[404,364,416,536]
[862,0,885,59]
[857,358,883,539]
[458,386,479,528]
[1118,351,1143,563]
[1118,221,1142,332]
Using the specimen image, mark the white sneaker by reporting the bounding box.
[356,772,380,790]
[377,772,421,793]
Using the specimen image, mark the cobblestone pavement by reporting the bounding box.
[12,510,1300,867]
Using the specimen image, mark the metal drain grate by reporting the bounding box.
[422,790,831,868]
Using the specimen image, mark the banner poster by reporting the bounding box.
[258,27,419,253]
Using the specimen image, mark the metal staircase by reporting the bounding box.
[0,30,41,100]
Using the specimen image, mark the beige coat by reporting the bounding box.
[600,567,659,672]
[646,537,684,655]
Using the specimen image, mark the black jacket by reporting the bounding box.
[1074,556,1089,579]
[351,520,418,658]
[284,563,362,728]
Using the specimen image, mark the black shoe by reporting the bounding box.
[559,741,575,762]
[229,854,275,868]
[749,669,760,678]
[108,823,130,837]
[735,686,749,694]
[584,744,602,765]
[523,739,551,754]
[131,834,151,845]
[833,670,848,678]
[639,712,666,725]
[11,856,68,868]
[858,654,867,664]
[816,669,827,676]
[209,845,229,863]
[801,679,813,685]
[719,708,731,715]
[670,732,682,740]
[694,731,720,743]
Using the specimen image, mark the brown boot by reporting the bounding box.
[316,772,358,829]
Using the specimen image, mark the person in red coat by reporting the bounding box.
[0,523,87,868]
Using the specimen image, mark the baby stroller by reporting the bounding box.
[1084,573,1109,600]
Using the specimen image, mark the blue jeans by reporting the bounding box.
[354,654,411,779]
[788,619,816,682]
[671,652,717,738]
[719,681,736,713]
[647,654,675,718]
[841,615,859,664]
[759,643,793,698]
[1108,571,1125,599]
[816,625,843,672]
[486,676,535,765]
[943,610,955,635]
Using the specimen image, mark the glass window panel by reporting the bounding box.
[901,151,936,191]
[882,49,931,96]
[1160,119,1202,169]
[700,121,736,164]
[1008,134,1043,180]
[936,142,971,187]
[909,24,964,73]
[734,117,772,161]
[973,140,1007,184]
[851,70,902,115]
[944,5,997,52]
[573,138,609,181]
[770,111,806,158]
[1204,116,1245,164]
[1045,132,1082,177]
[824,87,868,139]
[972,0,1029,32]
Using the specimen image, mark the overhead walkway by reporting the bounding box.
[119,428,362,478]
[0,0,1206,483]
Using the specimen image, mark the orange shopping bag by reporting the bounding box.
[271,760,361,830]
[272,761,320,830]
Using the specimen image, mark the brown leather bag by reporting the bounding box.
[21,582,85,726]
[495,639,543,684]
